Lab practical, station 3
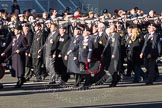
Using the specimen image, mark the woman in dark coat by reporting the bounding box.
[127,27,145,83]
[65,27,83,87]
[66,29,82,74]
[1,24,28,88]
[77,27,93,90]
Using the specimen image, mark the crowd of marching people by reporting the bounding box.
[0,1,162,90]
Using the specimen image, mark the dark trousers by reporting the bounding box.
[83,74,93,86]
[133,64,145,82]
[32,58,42,80]
[144,58,158,83]
[126,59,133,76]
[74,74,83,86]
[55,57,69,82]
[25,66,33,80]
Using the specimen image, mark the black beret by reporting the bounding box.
[149,23,156,28]
[22,23,30,27]
[14,23,22,30]
[35,22,41,27]
[59,26,67,29]
[74,26,82,31]
[84,26,91,33]
[103,9,108,13]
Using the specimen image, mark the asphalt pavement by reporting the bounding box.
[1,68,162,108]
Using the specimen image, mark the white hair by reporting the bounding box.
[98,23,105,29]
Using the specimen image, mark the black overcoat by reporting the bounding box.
[4,35,28,77]
[67,35,82,74]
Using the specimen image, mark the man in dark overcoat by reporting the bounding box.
[140,24,161,85]
[52,25,70,86]
[22,23,34,81]
[102,24,121,87]
[65,26,83,87]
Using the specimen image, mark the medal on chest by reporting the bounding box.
[50,39,53,44]
[99,41,102,44]
[59,38,64,42]
[111,38,115,42]
[37,38,40,41]
[83,42,88,48]
[82,38,88,48]
[83,45,87,49]
[12,38,16,46]
[129,40,132,44]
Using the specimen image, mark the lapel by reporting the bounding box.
[152,32,157,47]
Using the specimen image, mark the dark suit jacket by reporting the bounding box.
[92,32,107,59]
[53,33,70,57]
[45,31,59,57]
[23,30,33,53]
[30,30,44,58]
[141,32,161,58]
[102,32,121,73]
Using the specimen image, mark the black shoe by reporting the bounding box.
[14,77,26,88]
[34,77,43,82]
[14,84,22,88]
[42,73,49,80]
[25,76,31,81]
[110,72,121,87]
[34,79,42,82]
[78,85,90,90]
[0,83,3,89]
[21,77,26,84]
[15,81,22,88]
[110,76,121,87]
[132,80,140,83]
[73,83,79,88]
[154,75,159,82]
[125,73,131,77]
[49,81,56,85]
[145,82,153,85]
[52,80,67,88]
[109,82,117,87]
